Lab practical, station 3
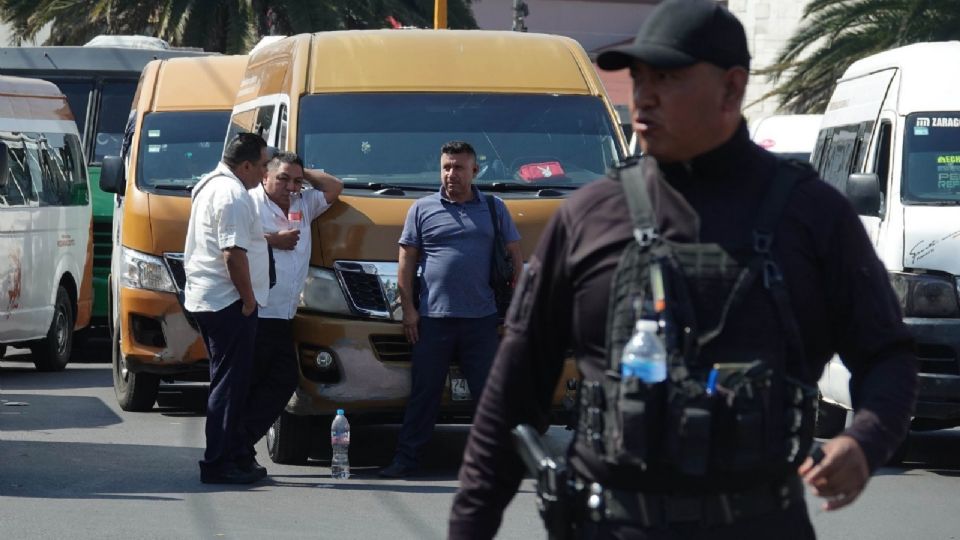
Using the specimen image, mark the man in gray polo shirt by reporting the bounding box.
[380,140,523,478]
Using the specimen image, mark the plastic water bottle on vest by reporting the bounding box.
[331,409,350,479]
[620,319,667,383]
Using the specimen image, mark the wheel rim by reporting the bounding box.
[114,331,129,383]
[267,424,277,452]
[54,309,68,356]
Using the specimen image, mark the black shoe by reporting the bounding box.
[378,461,416,479]
[201,466,262,485]
[238,458,268,480]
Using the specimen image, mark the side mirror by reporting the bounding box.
[846,172,881,216]
[0,141,8,188]
[99,155,125,196]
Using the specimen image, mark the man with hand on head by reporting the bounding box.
[242,150,342,476]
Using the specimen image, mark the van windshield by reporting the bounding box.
[297,93,622,189]
[136,111,231,193]
[904,112,960,204]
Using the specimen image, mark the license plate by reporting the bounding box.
[449,366,472,401]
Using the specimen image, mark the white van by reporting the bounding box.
[0,76,93,370]
[811,42,960,436]
[750,114,822,162]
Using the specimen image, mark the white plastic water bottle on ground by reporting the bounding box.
[331,409,350,479]
[620,319,667,383]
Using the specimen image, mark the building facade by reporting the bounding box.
[728,0,813,121]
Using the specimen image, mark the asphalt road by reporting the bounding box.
[2,346,960,539]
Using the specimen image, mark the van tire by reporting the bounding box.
[112,320,159,411]
[814,394,848,439]
[267,411,310,465]
[31,286,73,372]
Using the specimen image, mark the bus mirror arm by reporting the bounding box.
[100,155,126,196]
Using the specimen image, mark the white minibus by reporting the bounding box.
[812,42,960,446]
[0,76,92,370]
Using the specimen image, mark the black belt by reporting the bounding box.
[581,476,804,528]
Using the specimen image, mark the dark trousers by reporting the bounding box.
[239,317,300,462]
[395,314,499,467]
[576,500,816,540]
[193,300,258,474]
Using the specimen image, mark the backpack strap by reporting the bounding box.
[485,193,501,237]
[751,159,812,382]
[616,158,659,248]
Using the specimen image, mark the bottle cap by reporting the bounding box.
[636,319,659,333]
[336,408,344,416]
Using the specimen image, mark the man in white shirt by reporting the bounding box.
[243,151,342,473]
[184,133,271,485]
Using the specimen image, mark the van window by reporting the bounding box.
[0,136,35,207]
[254,105,274,140]
[226,108,257,143]
[36,132,88,206]
[136,110,232,194]
[278,104,288,150]
[296,93,622,188]
[873,121,892,212]
[93,80,138,163]
[818,124,861,193]
[903,112,960,203]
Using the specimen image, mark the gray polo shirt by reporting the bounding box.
[399,185,521,318]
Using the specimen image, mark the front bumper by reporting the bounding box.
[119,286,207,375]
[288,312,579,418]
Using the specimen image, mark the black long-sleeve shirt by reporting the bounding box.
[449,123,917,539]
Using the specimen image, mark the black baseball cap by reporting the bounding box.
[597,0,750,71]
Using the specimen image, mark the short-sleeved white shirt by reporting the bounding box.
[251,185,330,319]
[184,162,270,313]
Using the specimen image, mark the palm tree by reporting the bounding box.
[0,0,477,53]
[760,0,960,114]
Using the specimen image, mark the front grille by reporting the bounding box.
[92,220,112,268]
[164,253,186,292]
[916,343,959,375]
[340,270,388,312]
[370,334,412,363]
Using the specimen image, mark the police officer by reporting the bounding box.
[448,0,917,538]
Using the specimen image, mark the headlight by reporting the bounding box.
[299,266,352,316]
[119,247,176,293]
[889,271,960,318]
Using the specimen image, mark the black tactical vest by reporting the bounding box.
[576,156,818,490]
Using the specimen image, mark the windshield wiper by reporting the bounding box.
[343,181,435,192]
[910,200,960,206]
[151,183,194,191]
[486,182,577,192]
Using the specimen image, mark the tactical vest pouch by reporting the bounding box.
[664,401,712,476]
[708,361,772,472]
[611,375,666,468]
